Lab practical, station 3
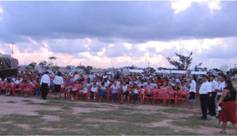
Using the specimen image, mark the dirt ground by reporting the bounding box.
[0,95,236,135]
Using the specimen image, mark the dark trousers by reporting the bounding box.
[41,83,49,100]
[217,94,221,101]
[200,94,209,119]
[133,94,138,103]
[54,85,61,93]
[208,92,217,116]
[112,93,117,103]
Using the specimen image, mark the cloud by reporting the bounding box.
[201,37,237,59]
[0,1,237,43]
[0,1,237,68]
[171,0,221,14]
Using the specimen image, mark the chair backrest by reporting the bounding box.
[158,90,169,97]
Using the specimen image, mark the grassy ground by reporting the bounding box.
[0,95,235,135]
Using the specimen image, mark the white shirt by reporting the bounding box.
[133,89,139,94]
[91,86,98,93]
[199,81,212,94]
[218,81,225,95]
[40,74,50,86]
[73,74,80,82]
[189,80,196,93]
[14,79,21,85]
[211,80,219,92]
[151,83,158,88]
[105,81,110,88]
[53,76,64,85]
[122,85,128,93]
[111,84,119,94]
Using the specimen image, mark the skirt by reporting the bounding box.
[219,101,237,124]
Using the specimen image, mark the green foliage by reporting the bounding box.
[167,52,193,70]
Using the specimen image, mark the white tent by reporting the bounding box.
[156,69,207,75]
[128,69,143,73]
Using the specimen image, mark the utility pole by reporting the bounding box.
[10,42,15,57]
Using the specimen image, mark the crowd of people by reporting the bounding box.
[0,69,236,134]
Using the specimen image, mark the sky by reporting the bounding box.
[0,0,237,69]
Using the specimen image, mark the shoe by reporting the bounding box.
[200,117,207,120]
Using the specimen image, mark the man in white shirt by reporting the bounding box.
[208,75,219,116]
[189,76,197,108]
[40,72,51,100]
[53,72,64,99]
[217,74,226,101]
[199,75,212,120]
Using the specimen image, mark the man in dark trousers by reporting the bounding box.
[40,71,50,100]
[199,75,212,120]
[208,75,218,117]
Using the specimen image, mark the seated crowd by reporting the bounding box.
[0,70,231,107]
[1,70,237,134]
[0,70,195,105]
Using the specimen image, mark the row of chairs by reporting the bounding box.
[142,89,189,106]
[0,82,189,106]
[61,86,189,106]
[0,82,35,96]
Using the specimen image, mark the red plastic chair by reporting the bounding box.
[142,89,154,104]
[23,83,34,97]
[175,90,189,105]
[10,83,17,96]
[0,82,7,94]
[166,90,176,105]
[152,89,169,105]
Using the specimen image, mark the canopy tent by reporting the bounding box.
[156,69,207,75]
[128,69,143,73]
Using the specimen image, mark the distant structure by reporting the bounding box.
[0,53,18,70]
[0,53,18,78]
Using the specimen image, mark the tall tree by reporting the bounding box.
[167,52,193,70]
[28,62,37,70]
[49,56,56,60]
[48,56,56,66]
[85,66,93,74]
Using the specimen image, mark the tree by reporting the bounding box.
[220,64,229,73]
[28,62,37,70]
[39,61,47,67]
[48,56,56,66]
[194,62,207,71]
[85,66,93,74]
[167,52,193,70]
[145,67,156,74]
[49,56,56,61]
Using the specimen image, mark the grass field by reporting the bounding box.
[0,95,236,135]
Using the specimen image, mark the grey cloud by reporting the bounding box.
[202,38,237,59]
[1,1,237,43]
[46,39,88,54]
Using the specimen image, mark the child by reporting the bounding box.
[98,82,107,102]
[132,86,140,104]
[70,80,81,101]
[90,82,98,101]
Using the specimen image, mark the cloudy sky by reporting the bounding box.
[0,0,237,69]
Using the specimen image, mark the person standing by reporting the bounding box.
[189,75,197,108]
[199,75,212,120]
[217,74,226,101]
[208,75,219,116]
[218,77,237,134]
[111,81,119,103]
[53,72,64,99]
[40,72,51,100]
